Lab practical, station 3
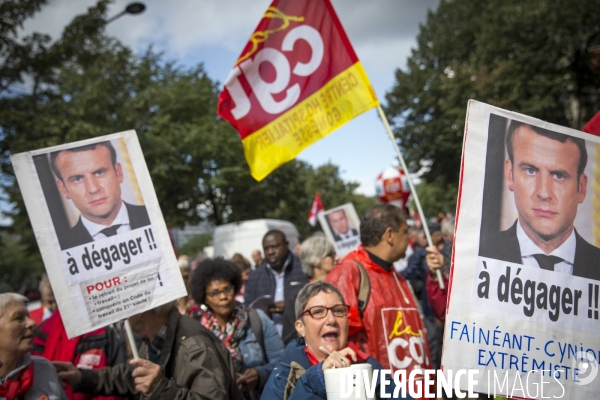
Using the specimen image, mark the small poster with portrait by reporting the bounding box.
[442,100,600,399]
[11,131,186,338]
[318,203,361,258]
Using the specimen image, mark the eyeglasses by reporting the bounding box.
[299,304,350,319]
[207,285,234,299]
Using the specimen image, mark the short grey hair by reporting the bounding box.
[442,218,455,235]
[0,293,28,319]
[299,236,336,278]
[295,281,345,319]
[39,273,51,292]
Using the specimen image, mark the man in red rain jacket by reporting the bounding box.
[325,204,432,397]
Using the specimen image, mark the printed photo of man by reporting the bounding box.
[479,120,600,279]
[327,208,358,242]
[50,141,150,249]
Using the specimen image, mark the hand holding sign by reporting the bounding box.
[425,246,445,279]
[10,131,187,339]
[53,361,82,386]
[130,358,162,396]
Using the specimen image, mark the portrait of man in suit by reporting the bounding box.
[49,141,150,249]
[327,208,358,242]
[479,120,600,280]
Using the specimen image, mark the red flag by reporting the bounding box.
[217,0,378,181]
[307,192,324,227]
[583,111,600,137]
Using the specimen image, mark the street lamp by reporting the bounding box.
[30,2,147,99]
[106,2,146,24]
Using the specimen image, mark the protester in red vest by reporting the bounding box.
[32,309,127,400]
[325,204,433,398]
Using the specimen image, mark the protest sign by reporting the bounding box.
[443,100,600,399]
[217,0,378,181]
[11,131,186,338]
[318,203,360,259]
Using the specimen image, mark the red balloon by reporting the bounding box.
[375,167,411,212]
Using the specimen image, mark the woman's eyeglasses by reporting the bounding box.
[299,304,350,319]
[207,285,234,298]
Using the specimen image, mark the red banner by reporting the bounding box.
[218,0,378,181]
[307,192,324,226]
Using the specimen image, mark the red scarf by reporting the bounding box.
[305,341,370,366]
[0,360,34,400]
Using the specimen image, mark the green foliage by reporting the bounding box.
[177,234,212,258]
[384,0,600,187]
[410,177,458,219]
[0,0,378,280]
[0,232,44,289]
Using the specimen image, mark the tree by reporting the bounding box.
[0,232,43,290]
[384,0,600,187]
[0,0,379,276]
[410,177,458,219]
[0,0,48,92]
[177,234,212,258]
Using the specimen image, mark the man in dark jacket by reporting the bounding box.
[244,230,308,344]
[54,303,242,400]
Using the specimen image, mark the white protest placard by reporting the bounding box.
[11,131,186,338]
[318,203,360,259]
[443,100,600,399]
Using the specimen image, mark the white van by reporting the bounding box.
[211,219,300,263]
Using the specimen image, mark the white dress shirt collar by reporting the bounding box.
[516,220,576,274]
[81,201,130,238]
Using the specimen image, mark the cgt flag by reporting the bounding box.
[307,192,324,227]
[217,0,379,181]
[583,111,600,137]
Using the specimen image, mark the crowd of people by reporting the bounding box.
[0,203,459,400]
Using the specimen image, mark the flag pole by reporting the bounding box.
[376,105,445,289]
[124,319,140,359]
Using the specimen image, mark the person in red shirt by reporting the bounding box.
[425,218,454,322]
[324,204,432,397]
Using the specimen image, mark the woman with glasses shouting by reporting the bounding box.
[190,259,284,400]
[261,281,409,400]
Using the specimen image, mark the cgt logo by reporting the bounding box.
[383,178,403,200]
[225,9,324,119]
[384,310,430,371]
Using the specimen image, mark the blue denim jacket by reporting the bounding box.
[238,308,285,387]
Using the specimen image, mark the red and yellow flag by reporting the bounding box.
[217,0,379,181]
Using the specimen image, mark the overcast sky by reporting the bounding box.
[23,0,440,196]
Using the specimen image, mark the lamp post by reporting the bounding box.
[29,2,146,100]
[106,2,146,24]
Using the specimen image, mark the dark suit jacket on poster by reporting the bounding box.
[59,202,151,250]
[333,228,359,242]
[479,221,600,280]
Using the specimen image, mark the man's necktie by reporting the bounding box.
[532,254,563,271]
[100,224,122,237]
